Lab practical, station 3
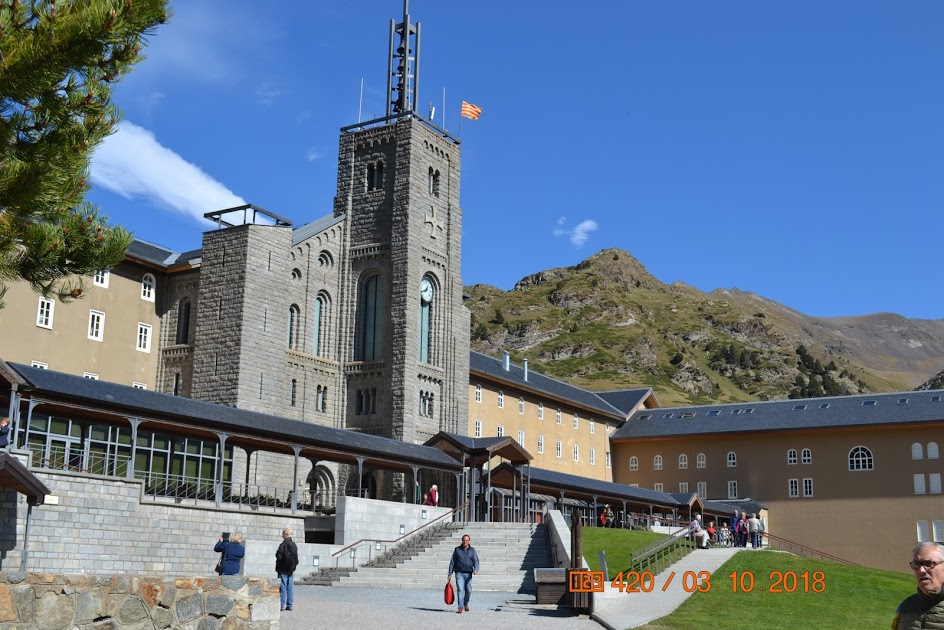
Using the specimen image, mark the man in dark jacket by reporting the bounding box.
[447,534,480,614]
[276,527,299,612]
[894,541,944,629]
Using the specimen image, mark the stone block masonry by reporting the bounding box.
[0,573,280,629]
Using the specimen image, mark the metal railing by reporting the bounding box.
[763,532,860,565]
[628,527,697,575]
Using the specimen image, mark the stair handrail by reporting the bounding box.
[332,500,470,558]
[762,532,860,566]
[628,526,696,575]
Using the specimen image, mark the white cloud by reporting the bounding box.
[553,218,598,248]
[90,121,245,223]
[305,148,323,162]
[256,82,281,106]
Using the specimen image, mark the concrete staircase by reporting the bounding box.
[303,522,550,593]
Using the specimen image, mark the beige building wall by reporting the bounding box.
[0,262,163,388]
[611,423,944,571]
[468,378,622,481]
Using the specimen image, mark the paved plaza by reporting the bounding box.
[279,586,599,630]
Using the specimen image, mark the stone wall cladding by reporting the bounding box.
[0,573,280,629]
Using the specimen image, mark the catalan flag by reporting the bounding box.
[460,101,482,120]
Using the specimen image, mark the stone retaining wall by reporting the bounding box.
[0,573,280,629]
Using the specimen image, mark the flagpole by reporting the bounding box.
[442,87,447,131]
[358,78,364,124]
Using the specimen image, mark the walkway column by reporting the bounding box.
[4,391,17,452]
[411,465,420,504]
[355,456,366,498]
[291,446,302,514]
[15,399,43,455]
[622,501,628,528]
[486,457,492,523]
[126,417,142,480]
[453,472,462,521]
[214,433,229,508]
[243,447,257,492]
[592,495,599,528]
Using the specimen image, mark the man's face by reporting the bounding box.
[913,547,944,595]
[461,536,470,548]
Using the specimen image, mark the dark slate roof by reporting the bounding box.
[701,499,739,515]
[612,389,944,440]
[292,213,346,246]
[514,464,683,506]
[719,498,767,515]
[669,492,697,505]
[437,434,512,451]
[0,452,50,502]
[126,238,180,267]
[10,364,462,471]
[469,351,625,419]
[596,388,658,415]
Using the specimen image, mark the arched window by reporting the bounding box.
[356,275,384,360]
[801,448,812,464]
[497,391,504,408]
[288,305,300,349]
[291,268,301,282]
[629,456,638,471]
[929,443,940,460]
[312,292,329,356]
[290,379,297,407]
[428,167,440,197]
[366,163,375,191]
[556,409,562,424]
[912,443,923,460]
[849,446,874,471]
[367,160,384,190]
[518,397,525,414]
[176,299,191,345]
[317,251,333,268]
[419,276,435,363]
[787,449,798,465]
[474,384,482,403]
[141,273,156,301]
[696,453,706,468]
[678,454,688,469]
[727,451,737,468]
[653,455,663,471]
[538,403,544,419]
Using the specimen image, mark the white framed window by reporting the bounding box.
[537,435,544,454]
[518,397,525,414]
[653,455,663,470]
[573,444,579,462]
[475,384,482,403]
[141,273,156,301]
[573,414,579,430]
[556,409,562,424]
[496,424,504,437]
[917,520,931,542]
[474,419,482,438]
[803,478,814,497]
[727,480,738,499]
[696,453,706,468]
[697,481,707,496]
[555,440,562,459]
[88,310,104,341]
[517,429,525,446]
[929,443,940,460]
[136,323,152,353]
[788,479,799,497]
[849,446,874,471]
[654,483,664,492]
[679,482,688,493]
[93,269,110,287]
[629,456,638,471]
[678,454,688,469]
[913,443,924,460]
[801,448,812,464]
[132,382,147,390]
[931,473,942,495]
[31,361,48,369]
[915,474,927,495]
[590,448,596,465]
[538,403,544,420]
[727,451,737,467]
[497,391,504,408]
[589,420,595,434]
[935,521,944,542]
[36,297,55,329]
[83,372,99,380]
[787,449,797,465]
[605,452,611,469]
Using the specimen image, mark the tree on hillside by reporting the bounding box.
[0,0,169,308]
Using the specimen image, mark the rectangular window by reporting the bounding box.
[517,429,525,446]
[36,297,54,329]
[918,520,931,542]
[88,310,104,341]
[590,448,596,465]
[518,398,525,414]
[654,483,664,492]
[915,474,927,495]
[727,481,738,499]
[573,414,579,430]
[605,452,611,469]
[556,409,562,425]
[496,425,504,437]
[93,269,109,287]
[132,382,147,390]
[589,420,595,434]
[679,482,688,493]
[31,361,48,369]
[137,323,152,352]
[697,481,707,497]
[474,385,481,403]
[934,521,944,542]
[788,479,799,497]
[474,419,482,438]
[497,392,504,408]
[537,435,544,454]
[803,478,814,497]
[555,440,562,459]
[83,372,99,380]
[932,474,942,495]
[538,404,544,420]
[573,444,579,462]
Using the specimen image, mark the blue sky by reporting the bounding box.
[87,1,944,320]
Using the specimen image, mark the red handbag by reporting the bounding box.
[444,581,455,605]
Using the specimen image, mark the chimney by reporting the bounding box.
[523,359,529,382]
[503,351,510,371]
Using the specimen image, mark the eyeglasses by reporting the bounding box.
[910,560,944,571]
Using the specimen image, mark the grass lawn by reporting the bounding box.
[582,527,669,574]
[640,550,914,630]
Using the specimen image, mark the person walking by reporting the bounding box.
[429,484,439,507]
[748,513,761,548]
[447,534,480,614]
[276,527,299,612]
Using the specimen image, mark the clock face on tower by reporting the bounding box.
[420,278,434,304]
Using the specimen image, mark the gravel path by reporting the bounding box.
[277,585,600,630]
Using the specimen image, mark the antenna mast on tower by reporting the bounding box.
[386,0,421,117]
